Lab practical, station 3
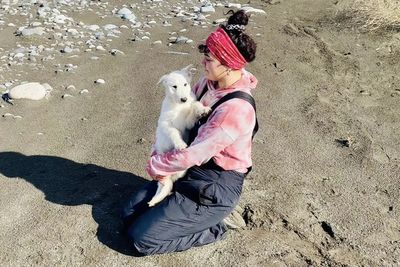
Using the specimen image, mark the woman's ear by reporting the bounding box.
[180,64,194,83]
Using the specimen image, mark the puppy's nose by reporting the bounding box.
[180,97,187,103]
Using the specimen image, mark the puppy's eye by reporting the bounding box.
[172,85,177,89]
[184,83,187,87]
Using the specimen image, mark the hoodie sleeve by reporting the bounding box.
[146,99,255,177]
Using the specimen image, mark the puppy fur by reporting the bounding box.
[148,65,211,207]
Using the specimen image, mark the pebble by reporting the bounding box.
[104,24,118,31]
[61,94,73,99]
[95,79,105,84]
[61,46,73,53]
[153,40,162,45]
[85,25,100,31]
[80,89,89,94]
[226,3,241,8]
[20,27,45,36]
[96,45,106,51]
[241,7,266,14]
[67,28,79,35]
[213,18,226,24]
[2,113,14,118]
[110,49,124,56]
[200,4,215,13]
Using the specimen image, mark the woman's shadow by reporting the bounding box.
[0,151,149,255]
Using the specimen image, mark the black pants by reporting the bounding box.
[121,164,245,255]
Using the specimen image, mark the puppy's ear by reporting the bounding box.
[157,75,167,85]
[181,64,194,83]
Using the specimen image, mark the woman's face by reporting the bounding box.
[202,53,227,81]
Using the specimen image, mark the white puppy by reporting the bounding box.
[148,65,211,207]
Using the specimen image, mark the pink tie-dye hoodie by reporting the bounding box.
[146,69,258,178]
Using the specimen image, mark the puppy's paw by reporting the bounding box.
[148,200,157,207]
[194,102,211,119]
[174,141,188,150]
[200,106,212,117]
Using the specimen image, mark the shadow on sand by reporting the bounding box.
[0,151,148,256]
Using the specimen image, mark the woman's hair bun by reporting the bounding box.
[222,10,257,63]
[226,9,249,28]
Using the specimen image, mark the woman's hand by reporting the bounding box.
[146,159,166,181]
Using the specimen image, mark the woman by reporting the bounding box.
[122,10,258,256]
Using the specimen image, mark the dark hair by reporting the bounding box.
[198,10,257,63]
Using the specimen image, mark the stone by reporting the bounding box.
[95,79,105,84]
[20,27,45,36]
[200,5,215,13]
[8,82,48,100]
[61,94,73,99]
[241,7,266,14]
[226,3,241,8]
[61,46,73,53]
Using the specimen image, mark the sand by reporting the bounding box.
[0,0,399,266]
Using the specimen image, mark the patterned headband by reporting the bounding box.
[225,24,246,31]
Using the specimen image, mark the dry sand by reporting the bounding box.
[0,0,399,266]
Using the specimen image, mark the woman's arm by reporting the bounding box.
[146,99,255,178]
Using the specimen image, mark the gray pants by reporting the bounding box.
[121,164,245,255]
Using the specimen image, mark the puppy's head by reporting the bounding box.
[158,65,193,104]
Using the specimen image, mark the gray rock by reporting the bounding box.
[61,46,73,53]
[20,27,45,36]
[200,4,215,13]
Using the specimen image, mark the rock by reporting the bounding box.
[153,40,162,45]
[61,46,73,53]
[95,79,105,84]
[200,4,215,13]
[66,85,76,90]
[67,28,79,35]
[136,138,147,144]
[20,27,45,36]
[96,45,106,51]
[359,90,371,96]
[85,25,100,31]
[2,113,15,118]
[194,13,206,21]
[110,49,124,55]
[117,7,136,21]
[241,7,266,14]
[104,24,118,31]
[80,89,89,94]
[8,82,48,100]
[117,7,132,17]
[213,18,226,24]
[226,3,241,8]
[61,94,73,99]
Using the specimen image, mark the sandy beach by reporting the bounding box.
[0,0,399,266]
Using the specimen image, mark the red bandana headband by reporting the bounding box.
[206,27,247,70]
